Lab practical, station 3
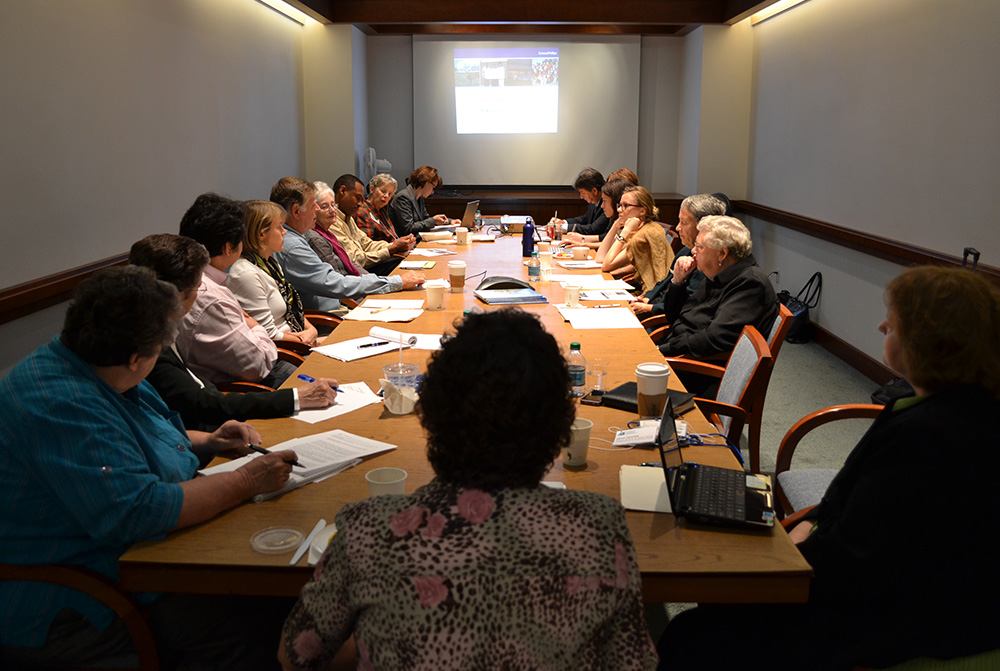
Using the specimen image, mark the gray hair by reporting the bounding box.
[697,215,752,260]
[313,181,334,201]
[681,194,726,221]
[369,173,398,192]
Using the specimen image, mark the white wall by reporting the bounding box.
[676,29,704,195]
[746,0,1000,362]
[0,0,304,290]
[366,36,415,181]
[637,37,682,192]
[0,0,308,373]
[302,23,358,182]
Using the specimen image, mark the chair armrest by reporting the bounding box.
[0,563,160,670]
[275,349,306,367]
[217,381,275,393]
[640,314,668,330]
[341,298,360,309]
[691,398,747,444]
[774,404,884,476]
[780,504,818,530]
[304,310,343,332]
[664,358,726,379]
[275,340,313,357]
[648,325,670,343]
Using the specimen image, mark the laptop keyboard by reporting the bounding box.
[690,466,746,520]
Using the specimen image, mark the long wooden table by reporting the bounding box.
[119,236,811,604]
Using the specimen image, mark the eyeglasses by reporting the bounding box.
[618,201,639,209]
[317,203,336,212]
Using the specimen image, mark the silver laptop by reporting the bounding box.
[656,399,775,528]
[460,200,480,228]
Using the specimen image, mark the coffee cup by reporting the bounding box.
[456,227,469,245]
[564,283,581,308]
[572,246,589,260]
[635,362,671,420]
[563,417,593,468]
[448,260,466,293]
[366,467,407,496]
[425,284,446,310]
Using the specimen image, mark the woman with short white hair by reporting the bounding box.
[656,215,777,361]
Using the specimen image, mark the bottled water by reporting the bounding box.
[527,251,541,283]
[567,342,587,397]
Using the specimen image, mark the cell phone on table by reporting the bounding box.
[580,389,604,406]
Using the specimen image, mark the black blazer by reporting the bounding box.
[566,203,611,239]
[147,346,295,432]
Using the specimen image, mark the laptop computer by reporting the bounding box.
[460,200,480,228]
[656,398,775,528]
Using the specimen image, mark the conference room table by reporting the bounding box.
[119,234,812,604]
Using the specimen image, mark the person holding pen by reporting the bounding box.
[0,266,298,670]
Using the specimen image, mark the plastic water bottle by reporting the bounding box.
[474,209,482,231]
[522,218,535,257]
[567,342,587,397]
[527,251,541,283]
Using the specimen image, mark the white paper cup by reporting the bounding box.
[448,260,466,293]
[563,417,593,467]
[539,251,553,270]
[366,467,407,496]
[426,284,446,310]
[537,241,550,253]
[456,227,469,245]
[635,362,671,419]
[564,283,581,308]
[572,246,589,260]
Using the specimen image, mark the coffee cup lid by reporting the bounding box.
[448,260,466,268]
[635,362,671,377]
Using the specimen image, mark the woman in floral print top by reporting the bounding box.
[280,309,658,671]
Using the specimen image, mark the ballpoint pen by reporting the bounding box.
[246,444,305,468]
[358,341,391,348]
[297,374,344,392]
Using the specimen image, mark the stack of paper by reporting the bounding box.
[554,306,643,330]
[345,300,424,323]
[199,429,396,502]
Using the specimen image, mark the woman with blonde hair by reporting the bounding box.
[227,200,320,345]
[597,185,673,293]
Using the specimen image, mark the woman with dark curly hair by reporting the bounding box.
[279,309,657,671]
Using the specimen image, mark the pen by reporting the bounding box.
[297,374,343,393]
[365,307,389,314]
[591,305,617,309]
[246,443,305,468]
[358,341,391,348]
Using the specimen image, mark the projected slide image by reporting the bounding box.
[454,47,559,134]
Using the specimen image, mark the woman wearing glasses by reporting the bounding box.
[597,185,673,293]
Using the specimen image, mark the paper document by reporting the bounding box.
[619,465,672,513]
[548,275,634,290]
[294,381,382,425]
[580,290,635,302]
[556,260,602,270]
[199,429,396,502]
[409,248,457,257]
[311,326,416,362]
[470,233,496,242]
[556,307,643,330]
[399,260,436,270]
[345,305,423,323]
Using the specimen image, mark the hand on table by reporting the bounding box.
[389,234,417,256]
[298,379,340,410]
[563,232,586,246]
[433,214,449,225]
[207,420,263,456]
[631,301,653,317]
[236,450,297,496]
[400,271,425,289]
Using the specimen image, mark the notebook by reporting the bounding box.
[656,398,775,528]
[600,381,695,417]
[473,288,548,305]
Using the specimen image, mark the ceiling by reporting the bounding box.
[289,0,780,35]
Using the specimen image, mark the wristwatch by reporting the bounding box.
[615,233,627,244]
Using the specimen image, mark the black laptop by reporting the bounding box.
[655,398,775,528]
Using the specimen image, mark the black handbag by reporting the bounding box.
[777,272,822,343]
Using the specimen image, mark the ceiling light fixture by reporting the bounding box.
[750,0,810,26]
[255,0,316,26]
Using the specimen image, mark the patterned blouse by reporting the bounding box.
[282,478,657,670]
[355,201,399,244]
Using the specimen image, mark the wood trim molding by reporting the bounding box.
[0,254,129,326]
[811,323,895,387]
[733,200,1000,283]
